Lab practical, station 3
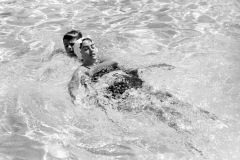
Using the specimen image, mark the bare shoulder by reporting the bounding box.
[68,66,89,101]
[69,66,88,89]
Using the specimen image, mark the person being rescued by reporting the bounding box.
[65,32,143,103]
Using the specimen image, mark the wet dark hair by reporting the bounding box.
[79,37,92,49]
[63,30,82,41]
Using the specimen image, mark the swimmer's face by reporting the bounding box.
[63,37,79,55]
[80,39,98,61]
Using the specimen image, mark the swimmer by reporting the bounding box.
[68,37,120,101]
[65,35,218,157]
[63,30,82,58]
[67,36,174,101]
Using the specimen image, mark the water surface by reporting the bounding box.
[0,0,240,159]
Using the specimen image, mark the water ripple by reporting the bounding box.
[0,0,239,159]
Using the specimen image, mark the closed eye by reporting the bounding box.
[82,46,89,51]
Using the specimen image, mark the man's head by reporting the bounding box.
[63,30,82,57]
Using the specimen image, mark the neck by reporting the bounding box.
[82,59,98,67]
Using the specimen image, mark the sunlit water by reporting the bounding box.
[0,0,240,159]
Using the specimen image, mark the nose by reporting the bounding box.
[91,45,98,52]
[89,48,95,54]
[68,45,73,50]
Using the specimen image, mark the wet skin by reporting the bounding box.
[63,37,80,55]
[80,39,98,66]
[68,39,118,101]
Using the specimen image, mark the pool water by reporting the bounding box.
[0,0,240,159]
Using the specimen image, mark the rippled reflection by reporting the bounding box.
[0,0,240,160]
